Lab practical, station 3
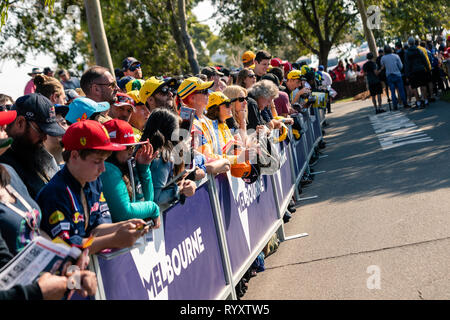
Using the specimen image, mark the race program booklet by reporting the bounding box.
[0,236,73,290]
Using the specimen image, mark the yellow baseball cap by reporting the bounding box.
[206,92,231,110]
[139,77,166,103]
[125,79,145,93]
[127,90,141,104]
[242,51,256,63]
[177,77,214,100]
[287,70,302,80]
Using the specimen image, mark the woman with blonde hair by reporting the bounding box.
[222,85,248,143]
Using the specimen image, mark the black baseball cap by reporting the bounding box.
[13,93,66,136]
[262,73,286,91]
[122,57,141,71]
[201,66,224,78]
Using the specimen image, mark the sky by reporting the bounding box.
[0,1,217,101]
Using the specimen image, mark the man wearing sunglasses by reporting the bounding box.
[80,66,120,124]
[139,76,175,113]
[0,93,66,198]
[122,57,143,79]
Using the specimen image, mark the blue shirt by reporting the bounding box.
[380,53,403,77]
[36,165,112,247]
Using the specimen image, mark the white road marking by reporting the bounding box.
[369,112,433,150]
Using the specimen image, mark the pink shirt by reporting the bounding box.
[24,79,36,95]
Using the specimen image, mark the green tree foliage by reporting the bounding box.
[0,0,217,76]
[212,0,359,66]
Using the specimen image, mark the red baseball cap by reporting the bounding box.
[113,92,135,110]
[103,119,147,146]
[270,58,282,67]
[0,110,17,126]
[62,120,126,151]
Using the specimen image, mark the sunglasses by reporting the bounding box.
[117,95,135,105]
[129,64,141,71]
[95,81,118,89]
[247,74,256,78]
[155,86,171,95]
[0,105,13,112]
[230,96,248,103]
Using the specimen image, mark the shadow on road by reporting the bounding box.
[306,100,450,204]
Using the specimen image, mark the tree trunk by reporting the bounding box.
[318,41,332,71]
[355,0,378,58]
[167,0,186,74]
[84,0,114,74]
[177,0,199,75]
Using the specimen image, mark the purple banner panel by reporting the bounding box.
[215,173,279,275]
[311,108,323,143]
[291,135,307,177]
[273,140,295,209]
[97,183,227,300]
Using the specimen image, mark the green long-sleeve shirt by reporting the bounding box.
[100,161,160,223]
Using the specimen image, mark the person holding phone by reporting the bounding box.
[141,109,197,206]
[100,119,160,228]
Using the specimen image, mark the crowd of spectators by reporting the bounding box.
[0,33,449,300]
[361,36,450,113]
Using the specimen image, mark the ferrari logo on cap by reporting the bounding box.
[77,113,88,122]
[80,137,87,146]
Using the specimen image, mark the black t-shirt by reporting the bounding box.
[375,56,387,81]
[363,61,380,85]
[247,95,268,131]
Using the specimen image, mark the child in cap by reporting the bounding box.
[36,120,150,253]
[100,119,160,226]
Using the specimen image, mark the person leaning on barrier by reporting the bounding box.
[246,80,283,134]
[222,85,249,144]
[36,120,150,254]
[100,119,160,227]
[140,109,197,206]
[205,92,256,168]
[177,77,231,175]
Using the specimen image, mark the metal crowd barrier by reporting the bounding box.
[87,106,327,300]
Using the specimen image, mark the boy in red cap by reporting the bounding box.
[100,119,160,225]
[36,120,149,253]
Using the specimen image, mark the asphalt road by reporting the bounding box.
[243,97,450,300]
